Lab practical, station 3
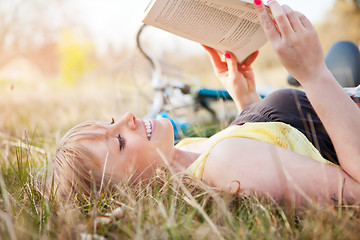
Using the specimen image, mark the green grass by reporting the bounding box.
[1,79,360,240]
[1,127,360,240]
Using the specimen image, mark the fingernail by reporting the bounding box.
[267,0,272,3]
[254,0,262,5]
[225,53,231,59]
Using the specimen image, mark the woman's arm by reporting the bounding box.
[202,137,360,205]
[254,0,360,183]
[202,45,262,112]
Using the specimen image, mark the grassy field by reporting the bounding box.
[1,71,360,240]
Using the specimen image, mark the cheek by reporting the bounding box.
[135,147,163,172]
[137,145,159,164]
[125,137,170,172]
[124,148,160,180]
[127,139,152,153]
[126,141,156,164]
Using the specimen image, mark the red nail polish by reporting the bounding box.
[254,0,262,5]
[225,53,231,59]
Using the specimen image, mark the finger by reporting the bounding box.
[295,11,314,30]
[224,51,239,76]
[201,44,213,51]
[243,50,259,66]
[254,0,280,42]
[202,45,227,70]
[268,0,294,36]
[282,5,303,32]
[202,44,219,58]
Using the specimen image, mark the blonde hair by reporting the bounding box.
[53,121,117,201]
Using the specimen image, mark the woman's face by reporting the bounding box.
[78,112,175,181]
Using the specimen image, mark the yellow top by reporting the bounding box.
[175,122,337,180]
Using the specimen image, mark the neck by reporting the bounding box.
[170,148,199,173]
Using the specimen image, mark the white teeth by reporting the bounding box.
[143,120,152,140]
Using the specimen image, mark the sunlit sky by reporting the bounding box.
[70,0,337,55]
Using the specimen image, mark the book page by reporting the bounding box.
[199,0,260,24]
[143,0,268,61]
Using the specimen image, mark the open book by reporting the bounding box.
[142,0,268,62]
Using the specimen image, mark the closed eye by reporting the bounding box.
[117,134,125,151]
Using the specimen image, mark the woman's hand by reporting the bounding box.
[202,45,261,112]
[255,0,360,184]
[254,0,327,85]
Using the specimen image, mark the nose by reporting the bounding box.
[116,112,137,130]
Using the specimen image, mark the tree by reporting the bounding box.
[0,0,74,72]
[58,29,95,85]
[0,0,70,54]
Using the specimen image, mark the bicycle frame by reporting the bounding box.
[135,24,272,139]
[137,24,195,120]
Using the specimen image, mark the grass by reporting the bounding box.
[1,144,360,239]
[1,77,360,240]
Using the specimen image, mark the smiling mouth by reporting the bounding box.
[143,120,153,140]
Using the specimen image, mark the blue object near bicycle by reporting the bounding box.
[198,89,232,100]
[155,111,189,141]
[198,87,268,99]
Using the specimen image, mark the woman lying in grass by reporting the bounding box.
[53,0,360,206]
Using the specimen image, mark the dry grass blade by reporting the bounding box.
[156,148,225,240]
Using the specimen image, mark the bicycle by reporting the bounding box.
[113,24,360,141]
[133,24,273,140]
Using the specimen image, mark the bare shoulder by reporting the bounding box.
[202,137,287,198]
[204,137,285,171]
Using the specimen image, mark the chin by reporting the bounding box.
[151,119,174,151]
[159,117,172,126]
[160,118,174,136]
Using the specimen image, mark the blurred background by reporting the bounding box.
[0,0,359,139]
